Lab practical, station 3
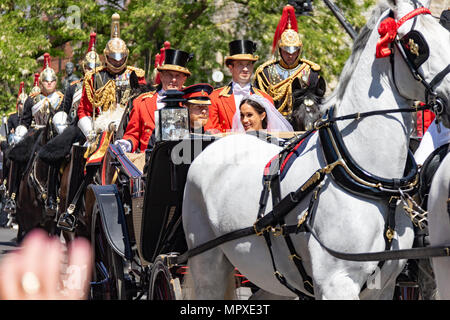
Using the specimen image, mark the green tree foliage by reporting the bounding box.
[0,0,374,115]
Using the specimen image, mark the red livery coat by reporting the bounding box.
[122,92,158,153]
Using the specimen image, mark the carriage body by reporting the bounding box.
[87,134,218,299]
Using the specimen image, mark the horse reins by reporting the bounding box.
[168,7,450,298]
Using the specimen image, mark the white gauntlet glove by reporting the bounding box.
[78,116,93,138]
[114,139,132,153]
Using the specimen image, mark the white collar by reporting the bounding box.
[232,82,251,92]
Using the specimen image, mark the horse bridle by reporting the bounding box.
[378,7,450,130]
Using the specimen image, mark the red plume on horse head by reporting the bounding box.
[272,4,299,54]
[88,32,97,53]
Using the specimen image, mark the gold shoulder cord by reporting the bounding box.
[270,63,310,115]
[83,67,117,112]
[254,60,276,94]
[127,66,145,78]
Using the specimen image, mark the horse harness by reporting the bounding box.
[378,7,450,130]
[170,7,450,298]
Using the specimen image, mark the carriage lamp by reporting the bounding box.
[155,90,190,142]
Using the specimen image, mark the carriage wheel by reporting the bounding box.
[91,202,127,300]
[148,256,182,300]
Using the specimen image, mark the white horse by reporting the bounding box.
[182,0,450,300]
[428,151,450,299]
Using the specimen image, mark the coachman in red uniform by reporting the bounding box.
[206,39,273,133]
[115,49,193,153]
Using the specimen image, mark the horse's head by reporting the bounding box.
[290,91,323,131]
[386,0,450,128]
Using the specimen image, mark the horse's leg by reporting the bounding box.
[428,156,450,300]
[360,205,415,300]
[186,248,236,300]
[183,183,235,300]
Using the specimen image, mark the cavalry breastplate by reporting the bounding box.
[31,92,63,126]
[92,69,132,116]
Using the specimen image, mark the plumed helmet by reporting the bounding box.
[40,53,57,83]
[82,32,102,73]
[16,82,28,112]
[103,13,129,74]
[273,5,303,56]
[30,73,41,95]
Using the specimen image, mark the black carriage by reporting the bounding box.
[86,135,217,300]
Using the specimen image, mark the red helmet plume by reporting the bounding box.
[272,5,299,54]
[88,32,97,52]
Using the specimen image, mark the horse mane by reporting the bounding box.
[322,1,393,112]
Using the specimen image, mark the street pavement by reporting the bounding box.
[0,226,18,261]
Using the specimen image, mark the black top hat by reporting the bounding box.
[225,40,259,65]
[158,49,194,76]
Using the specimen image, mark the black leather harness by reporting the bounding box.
[168,103,450,298]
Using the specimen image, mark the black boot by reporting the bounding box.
[4,161,19,215]
[45,166,58,216]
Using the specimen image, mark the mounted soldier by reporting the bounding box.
[0,82,28,206]
[37,32,103,216]
[253,4,326,119]
[77,13,146,143]
[56,14,146,231]
[5,54,64,215]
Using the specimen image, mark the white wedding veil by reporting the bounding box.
[232,94,293,132]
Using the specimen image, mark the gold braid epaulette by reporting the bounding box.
[254,59,277,93]
[83,66,117,112]
[138,91,156,100]
[301,58,321,71]
[126,66,145,78]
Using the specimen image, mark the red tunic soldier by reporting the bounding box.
[77,13,146,141]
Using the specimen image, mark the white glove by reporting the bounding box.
[114,139,132,153]
[77,116,93,137]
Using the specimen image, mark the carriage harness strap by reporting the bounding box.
[169,102,450,298]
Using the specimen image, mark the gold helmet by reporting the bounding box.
[272,5,302,67]
[16,81,27,114]
[82,32,101,73]
[40,53,57,83]
[103,13,129,74]
[30,73,41,95]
